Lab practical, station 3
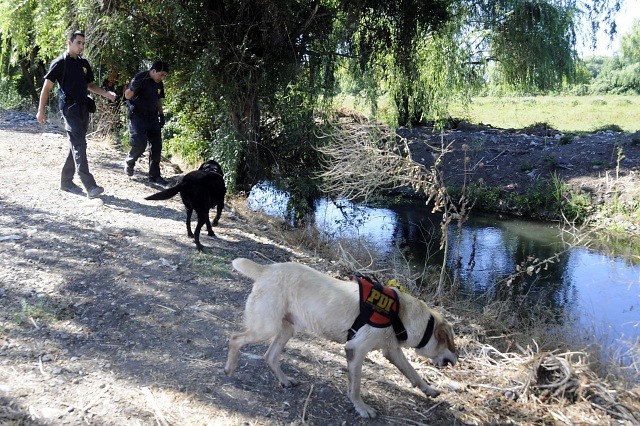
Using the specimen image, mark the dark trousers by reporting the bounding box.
[61,102,97,189]
[125,114,162,178]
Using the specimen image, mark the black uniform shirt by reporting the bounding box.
[44,53,94,102]
[127,70,165,116]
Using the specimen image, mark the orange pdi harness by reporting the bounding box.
[347,272,408,341]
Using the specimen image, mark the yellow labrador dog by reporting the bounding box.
[225,258,457,418]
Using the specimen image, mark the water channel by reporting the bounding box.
[248,183,640,364]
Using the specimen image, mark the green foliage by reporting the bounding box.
[489,0,577,91]
[558,134,573,145]
[593,124,624,132]
[584,20,640,95]
[519,161,534,171]
[591,61,640,94]
[467,178,589,221]
[258,86,325,221]
[543,154,558,170]
[466,184,504,211]
[564,192,592,222]
[620,19,640,64]
[13,297,74,326]
[162,88,241,190]
[0,75,25,109]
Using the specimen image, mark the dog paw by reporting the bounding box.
[207,231,215,236]
[354,402,377,418]
[421,384,441,398]
[279,377,298,388]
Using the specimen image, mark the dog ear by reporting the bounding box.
[436,323,457,353]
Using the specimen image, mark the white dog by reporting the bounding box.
[224,258,458,418]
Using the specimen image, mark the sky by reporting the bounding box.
[578,0,640,56]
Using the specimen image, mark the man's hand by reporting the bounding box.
[88,82,117,102]
[36,110,46,124]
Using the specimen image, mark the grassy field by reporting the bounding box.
[449,95,640,133]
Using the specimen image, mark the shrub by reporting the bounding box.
[593,124,624,133]
[0,76,25,110]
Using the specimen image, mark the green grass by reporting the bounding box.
[450,95,640,133]
[186,250,235,278]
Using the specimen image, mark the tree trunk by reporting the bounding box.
[229,87,260,191]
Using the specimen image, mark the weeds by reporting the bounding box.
[543,154,558,170]
[593,124,624,132]
[519,161,534,172]
[0,76,25,110]
[558,134,574,145]
[187,250,235,278]
[13,297,74,326]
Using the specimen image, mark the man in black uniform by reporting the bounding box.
[123,61,169,187]
[36,30,116,198]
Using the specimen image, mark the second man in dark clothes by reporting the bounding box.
[124,61,169,187]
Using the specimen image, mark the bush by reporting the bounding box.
[0,76,25,110]
[593,124,624,133]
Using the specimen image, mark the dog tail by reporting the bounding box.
[144,183,183,201]
[232,258,267,280]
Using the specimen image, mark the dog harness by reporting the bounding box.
[347,273,436,349]
[348,273,408,341]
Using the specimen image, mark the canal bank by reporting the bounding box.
[397,122,640,234]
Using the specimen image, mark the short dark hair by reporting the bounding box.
[151,61,169,73]
[69,30,85,42]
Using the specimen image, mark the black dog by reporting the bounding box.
[145,160,226,250]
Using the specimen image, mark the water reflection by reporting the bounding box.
[248,183,640,351]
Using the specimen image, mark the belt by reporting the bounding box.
[133,111,158,118]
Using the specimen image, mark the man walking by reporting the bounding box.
[123,61,169,187]
[37,30,116,198]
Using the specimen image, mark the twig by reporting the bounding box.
[82,387,109,412]
[37,356,47,377]
[301,384,314,424]
[485,149,506,164]
[380,415,430,425]
[471,156,485,171]
[157,304,176,313]
[200,310,237,326]
[142,386,172,426]
[253,251,277,263]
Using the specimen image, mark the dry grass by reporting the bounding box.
[447,331,640,425]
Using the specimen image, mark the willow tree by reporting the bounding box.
[0,0,72,103]
[487,0,578,91]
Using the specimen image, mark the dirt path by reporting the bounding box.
[0,112,637,425]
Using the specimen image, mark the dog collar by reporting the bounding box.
[415,315,435,349]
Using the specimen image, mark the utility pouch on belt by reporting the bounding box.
[126,101,134,119]
[87,96,96,114]
[58,90,66,111]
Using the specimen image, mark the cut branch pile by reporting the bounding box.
[316,122,441,202]
[452,340,640,425]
